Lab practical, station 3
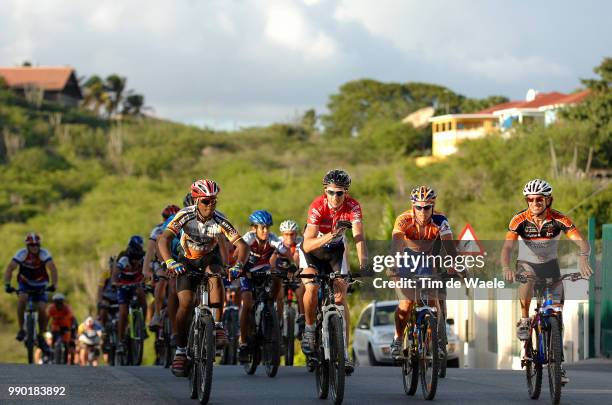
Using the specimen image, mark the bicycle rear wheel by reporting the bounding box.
[163,315,173,368]
[525,323,542,399]
[26,315,35,364]
[402,329,419,396]
[263,306,280,378]
[328,314,345,405]
[547,316,562,405]
[315,323,329,399]
[419,314,439,400]
[196,312,215,405]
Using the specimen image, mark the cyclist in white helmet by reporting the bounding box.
[501,178,592,384]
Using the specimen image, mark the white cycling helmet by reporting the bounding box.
[279,219,299,233]
[52,293,65,302]
[523,179,553,196]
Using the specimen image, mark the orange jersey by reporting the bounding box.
[392,210,452,252]
[47,303,74,331]
[506,208,578,263]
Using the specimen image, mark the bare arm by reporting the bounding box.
[352,221,368,268]
[46,260,58,287]
[501,238,516,282]
[157,230,176,263]
[142,239,156,281]
[233,239,249,265]
[4,260,18,285]
[302,224,338,253]
[567,229,593,278]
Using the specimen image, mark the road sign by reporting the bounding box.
[456,223,485,256]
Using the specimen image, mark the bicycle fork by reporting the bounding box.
[321,304,348,361]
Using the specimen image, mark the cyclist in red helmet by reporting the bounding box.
[145,204,180,331]
[4,233,58,352]
[158,179,249,377]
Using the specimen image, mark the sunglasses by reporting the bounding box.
[326,190,345,197]
[198,198,217,206]
[526,197,545,203]
[413,205,433,211]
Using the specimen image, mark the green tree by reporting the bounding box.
[122,93,146,116]
[104,74,127,118]
[560,57,612,168]
[81,75,108,116]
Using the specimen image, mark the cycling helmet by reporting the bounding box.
[183,192,194,208]
[410,185,437,203]
[191,179,220,199]
[523,179,552,196]
[249,210,273,226]
[24,233,41,245]
[322,169,351,188]
[127,235,144,250]
[52,293,65,302]
[162,204,180,219]
[44,331,52,340]
[279,219,299,233]
[85,316,94,326]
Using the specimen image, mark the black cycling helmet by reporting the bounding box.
[183,192,194,208]
[322,169,351,188]
[126,235,145,260]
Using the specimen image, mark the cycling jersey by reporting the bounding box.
[392,210,451,253]
[149,222,165,242]
[116,255,144,285]
[506,208,578,264]
[243,231,288,269]
[307,195,362,245]
[48,303,74,332]
[12,248,52,287]
[165,206,241,260]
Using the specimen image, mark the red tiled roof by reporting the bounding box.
[477,100,525,114]
[476,90,591,114]
[0,66,74,91]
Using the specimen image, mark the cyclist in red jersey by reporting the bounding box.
[299,169,368,374]
[4,233,58,351]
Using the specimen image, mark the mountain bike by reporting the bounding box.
[517,272,583,405]
[298,272,358,405]
[154,305,174,367]
[116,285,146,366]
[398,274,440,401]
[243,265,282,378]
[186,271,218,405]
[282,276,299,366]
[99,302,120,366]
[13,289,42,364]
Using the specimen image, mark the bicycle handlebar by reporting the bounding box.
[515,272,584,285]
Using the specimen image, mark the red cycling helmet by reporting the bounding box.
[162,204,180,219]
[25,233,41,245]
[191,179,220,199]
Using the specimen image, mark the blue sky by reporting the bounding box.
[1,0,610,129]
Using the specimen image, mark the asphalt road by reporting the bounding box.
[0,361,611,404]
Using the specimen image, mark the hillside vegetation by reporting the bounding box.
[0,60,609,363]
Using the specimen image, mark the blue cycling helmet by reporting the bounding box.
[249,210,273,226]
[127,235,144,250]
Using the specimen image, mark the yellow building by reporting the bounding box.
[430,114,499,157]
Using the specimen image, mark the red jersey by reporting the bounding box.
[307,195,362,245]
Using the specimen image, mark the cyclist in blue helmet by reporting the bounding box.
[236,210,289,363]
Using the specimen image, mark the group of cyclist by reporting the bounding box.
[4,170,593,399]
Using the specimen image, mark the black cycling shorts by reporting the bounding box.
[517,259,561,279]
[298,242,345,274]
[176,246,223,293]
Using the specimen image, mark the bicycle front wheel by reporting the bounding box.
[402,328,419,396]
[419,314,439,400]
[525,322,542,399]
[263,306,280,378]
[328,313,345,405]
[26,314,36,364]
[196,311,215,405]
[315,323,329,399]
[131,310,145,365]
[547,316,563,405]
[285,307,296,366]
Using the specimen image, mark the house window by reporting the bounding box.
[457,122,464,130]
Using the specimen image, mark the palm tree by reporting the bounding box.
[81,75,108,116]
[104,74,126,118]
